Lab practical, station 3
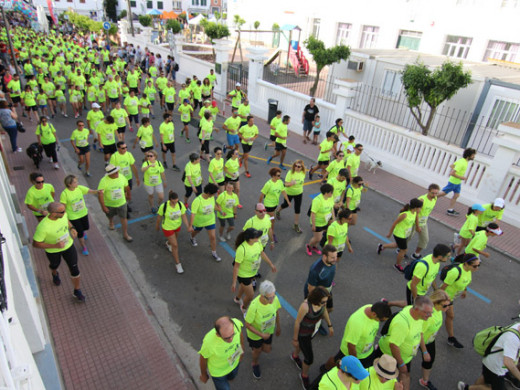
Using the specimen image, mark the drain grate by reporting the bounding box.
[13,166,25,171]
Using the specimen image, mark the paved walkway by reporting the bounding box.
[4,125,195,389]
[250,112,520,261]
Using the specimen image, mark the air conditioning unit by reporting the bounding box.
[347,60,364,72]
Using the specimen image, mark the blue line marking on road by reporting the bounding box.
[59,138,71,142]
[114,213,155,229]
[309,192,319,199]
[218,242,298,318]
[363,227,392,244]
[467,288,491,304]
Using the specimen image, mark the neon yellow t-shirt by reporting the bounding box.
[110,152,136,180]
[358,366,396,390]
[310,194,334,227]
[87,109,105,131]
[217,191,238,219]
[235,241,264,278]
[160,121,175,144]
[239,124,258,145]
[158,200,186,231]
[96,121,117,146]
[97,175,129,208]
[224,116,241,134]
[443,266,472,299]
[184,162,202,186]
[346,154,361,177]
[270,116,281,136]
[465,230,488,257]
[245,295,281,340]
[275,123,288,145]
[110,108,128,128]
[178,104,193,122]
[417,194,437,226]
[478,204,504,228]
[448,158,469,185]
[340,305,379,358]
[284,170,305,196]
[422,307,443,345]
[345,185,362,210]
[261,179,285,208]
[33,214,74,253]
[327,176,347,203]
[142,160,164,186]
[243,216,271,247]
[208,158,225,184]
[325,221,349,253]
[191,195,216,227]
[318,139,333,162]
[136,125,154,148]
[406,254,440,296]
[326,159,346,179]
[24,184,55,216]
[459,213,478,239]
[59,186,90,220]
[36,123,56,144]
[70,128,90,147]
[124,96,139,115]
[393,210,416,239]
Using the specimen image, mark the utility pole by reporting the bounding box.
[125,0,134,37]
[1,6,20,74]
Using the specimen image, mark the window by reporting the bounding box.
[336,23,351,45]
[381,70,402,98]
[147,0,153,8]
[312,18,321,39]
[172,0,181,7]
[130,0,136,6]
[201,0,207,5]
[192,0,199,5]
[486,98,520,129]
[360,25,379,49]
[67,0,72,3]
[396,30,422,50]
[484,40,520,62]
[157,1,163,8]
[79,0,85,3]
[442,35,472,59]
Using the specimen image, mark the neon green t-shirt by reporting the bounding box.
[235,241,264,278]
[245,295,281,340]
[225,158,240,180]
[346,154,361,177]
[345,185,362,210]
[71,128,90,147]
[443,265,472,299]
[448,158,469,185]
[158,200,186,230]
[124,96,139,115]
[24,184,55,216]
[217,191,238,219]
[35,123,56,144]
[243,216,271,247]
[393,210,417,239]
[224,116,241,134]
[325,221,349,253]
[209,158,225,184]
[163,86,176,103]
[422,307,443,345]
[87,109,105,131]
[358,366,396,390]
[261,179,285,208]
[178,104,193,122]
[142,160,164,186]
[465,230,488,257]
[96,121,117,146]
[459,213,478,239]
[160,121,175,144]
[139,97,151,114]
[284,170,305,196]
[136,125,154,148]
[340,305,379,358]
[239,124,258,145]
[406,254,440,296]
[97,175,129,208]
[110,152,136,180]
[191,195,216,227]
[110,108,128,128]
[275,123,288,145]
[33,214,74,253]
[478,204,504,228]
[320,367,361,390]
[417,194,437,226]
[270,116,281,136]
[318,139,333,161]
[184,162,203,187]
[327,176,347,203]
[310,194,334,227]
[326,159,346,179]
[59,185,90,220]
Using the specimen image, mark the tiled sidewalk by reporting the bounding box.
[5,126,195,389]
[251,112,520,261]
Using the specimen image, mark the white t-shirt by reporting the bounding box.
[483,323,520,376]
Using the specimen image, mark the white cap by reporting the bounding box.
[487,226,503,236]
[92,102,101,109]
[236,82,241,87]
[347,145,355,152]
[493,198,505,208]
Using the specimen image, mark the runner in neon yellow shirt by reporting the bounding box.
[188,183,222,262]
[109,142,140,188]
[327,169,349,213]
[159,112,179,170]
[208,147,225,190]
[141,150,166,213]
[259,167,290,238]
[266,115,290,168]
[306,183,335,256]
[110,102,130,141]
[477,198,505,230]
[454,204,484,255]
[438,148,476,216]
[178,98,194,142]
[277,160,306,233]
[308,131,337,180]
[346,144,363,178]
[378,198,423,273]
[133,117,158,153]
[464,223,502,259]
[224,149,241,202]
[184,153,203,205]
[96,116,118,162]
[59,175,99,255]
[325,151,346,181]
[216,182,239,241]
[156,191,189,274]
[25,172,55,220]
[345,176,368,227]
[223,109,242,152]
[408,184,439,260]
[238,116,258,178]
[232,228,277,311]
[70,120,92,176]
[264,110,282,150]
[199,111,217,162]
[358,355,399,390]
[324,209,353,259]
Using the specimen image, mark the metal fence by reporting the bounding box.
[227,62,249,94]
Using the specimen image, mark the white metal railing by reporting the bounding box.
[501,165,520,208]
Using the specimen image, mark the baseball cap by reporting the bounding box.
[183,98,190,103]
[212,100,217,107]
[243,228,263,240]
[236,82,241,87]
[340,356,369,381]
[373,354,398,380]
[471,204,485,212]
[92,102,101,109]
[105,164,119,175]
[493,198,505,208]
[347,145,355,153]
[487,223,503,236]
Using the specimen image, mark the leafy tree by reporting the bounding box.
[166,19,181,34]
[401,60,472,136]
[118,10,127,20]
[254,21,260,29]
[272,23,280,31]
[233,14,245,30]
[108,23,118,35]
[304,36,350,97]
[202,21,230,60]
[222,12,227,20]
[178,12,187,21]
[104,0,117,22]
[138,15,152,27]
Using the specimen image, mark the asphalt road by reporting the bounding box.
[41,102,520,390]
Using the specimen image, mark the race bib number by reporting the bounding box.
[419,216,428,226]
[202,205,214,215]
[88,92,95,99]
[57,233,69,244]
[260,234,268,246]
[149,92,155,99]
[232,171,239,179]
[195,176,202,185]
[252,258,261,272]
[167,95,173,101]
[405,227,413,237]
[131,100,137,106]
[261,316,276,332]
[216,171,224,181]
[139,140,147,148]
[361,342,373,354]
[105,133,114,141]
[111,88,117,95]
[181,113,189,121]
[225,199,236,209]
[337,243,345,252]
[121,166,130,177]
[77,139,88,147]
[117,117,125,125]
[169,211,181,220]
[149,175,159,185]
[334,195,341,203]
[228,345,243,367]
[168,133,174,142]
[58,96,66,102]
[71,200,85,212]
[325,213,332,223]
[111,188,123,200]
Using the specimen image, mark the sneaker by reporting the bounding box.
[419,378,438,390]
[267,156,272,165]
[457,382,467,390]
[63,113,68,118]
[52,272,61,286]
[233,296,242,305]
[275,210,281,220]
[377,243,383,255]
[291,354,303,370]
[86,171,91,177]
[15,147,22,152]
[176,263,184,274]
[394,264,405,274]
[280,164,287,170]
[447,337,464,349]
[81,247,89,256]
[312,246,322,255]
[54,163,59,169]
[226,232,232,240]
[73,289,86,302]
[163,161,168,169]
[151,207,157,214]
[237,204,243,209]
[252,364,261,379]
[293,224,302,234]
[222,145,227,154]
[186,138,191,143]
[305,244,312,256]
[505,372,520,389]
[446,209,460,216]
[172,165,180,171]
[245,171,251,178]
[273,234,278,243]
[308,166,313,180]
[300,374,310,389]
[411,252,421,260]
[219,235,226,242]
[212,251,222,262]
[190,237,198,247]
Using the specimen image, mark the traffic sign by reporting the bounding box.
[103,21,111,30]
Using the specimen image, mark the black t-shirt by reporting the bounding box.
[303,104,319,122]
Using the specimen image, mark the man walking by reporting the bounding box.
[409,184,440,260]
[302,98,319,144]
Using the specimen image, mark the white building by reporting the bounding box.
[227,0,520,64]
[32,0,104,19]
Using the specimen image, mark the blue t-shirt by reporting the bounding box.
[304,257,336,297]
[0,108,16,128]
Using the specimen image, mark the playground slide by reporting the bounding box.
[264,49,281,67]
[288,46,309,77]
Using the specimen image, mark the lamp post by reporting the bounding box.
[126,0,134,36]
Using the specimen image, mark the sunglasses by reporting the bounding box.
[442,302,454,308]
[119,146,127,149]
[275,174,281,177]
[35,180,45,184]
[256,209,266,213]
[146,154,154,158]
[295,165,302,168]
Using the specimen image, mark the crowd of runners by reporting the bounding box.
[2,19,519,390]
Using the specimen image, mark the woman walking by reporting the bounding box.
[277,160,306,234]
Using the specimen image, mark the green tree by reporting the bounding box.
[109,23,118,35]
[138,15,152,27]
[233,14,245,30]
[166,19,181,34]
[254,21,260,29]
[118,10,127,20]
[104,0,117,22]
[201,21,230,60]
[304,36,350,97]
[401,60,472,136]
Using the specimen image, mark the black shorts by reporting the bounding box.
[103,144,117,154]
[298,335,314,365]
[185,184,202,198]
[200,140,210,154]
[394,235,408,250]
[182,121,190,126]
[45,245,80,277]
[26,105,38,111]
[281,193,303,214]
[326,293,334,309]
[70,214,90,238]
[269,134,276,141]
[117,126,126,134]
[166,102,174,111]
[237,276,254,286]
[225,177,239,183]
[242,143,252,154]
[109,97,119,103]
[78,145,90,155]
[350,207,360,214]
[129,114,139,123]
[333,349,376,369]
[11,96,21,103]
[265,206,277,212]
[275,142,287,151]
[49,97,57,101]
[317,160,329,167]
[482,364,506,390]
[406,286,414,306]
[315,225,328,233]
[248,335,273,349]
[140,146,154,154]
[162,142,175,153]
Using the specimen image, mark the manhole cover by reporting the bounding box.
[13,166,25,171]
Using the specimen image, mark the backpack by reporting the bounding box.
[403,259,429,281]
[473,324,520,357]
[380,311,399,336]
[440,263,462,282]
[173,62,179,72]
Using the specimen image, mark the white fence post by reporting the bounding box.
[247,46,269,114]
[333,79,360,128]
[213,39,233,108]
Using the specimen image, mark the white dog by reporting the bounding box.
[365,154,383,173]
